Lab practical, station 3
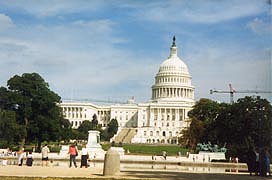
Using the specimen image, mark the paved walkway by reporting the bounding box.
[1,153,271,180]
[0,165,270,180]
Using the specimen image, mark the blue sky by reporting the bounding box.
[0,0,271,103]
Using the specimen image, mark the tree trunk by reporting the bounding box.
[21,116,28,147]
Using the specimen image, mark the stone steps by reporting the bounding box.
[113,128,136,144]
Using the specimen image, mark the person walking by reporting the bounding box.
[41,144,50,167]
[246,147,256,176]
[68,143,78,168]
[17,147,25,166]
[264,147,271,176]
[255,148,260,175]
[80,144,89,168]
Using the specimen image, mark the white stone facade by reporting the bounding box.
[60,37,195,144]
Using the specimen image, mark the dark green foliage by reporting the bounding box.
[101,118,118,141]
[0,110,25,147]
[107,118,118,138]
[76,118,119,141]
[0,73,72,148]
[183,96,272,162]
[215,96,272,161]
[180,117,204,150]
[181,98,222,149]
[77,120,94,140]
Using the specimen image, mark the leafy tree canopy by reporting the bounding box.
[0,72,71,148]
[0,110,25,147]
[182,96,272,162]
[77,120,94,140]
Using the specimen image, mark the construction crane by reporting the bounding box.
[210,84,272,103]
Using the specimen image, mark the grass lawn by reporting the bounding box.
[101,143,188,156]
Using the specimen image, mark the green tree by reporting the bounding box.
[59,119,73,142]
[215,96,272,161]
[107,118,118,139]
[180,117,204,150]
[77,120,93,140]
[183,96,272,162]
[100,119,118,141]
[0,73,67,148]
[182,98,221,149]
[0,109,25,147]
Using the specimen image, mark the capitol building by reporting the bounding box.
[60,37,195,144]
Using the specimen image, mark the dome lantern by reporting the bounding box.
[151,36,195,103]
[169,36,177,58]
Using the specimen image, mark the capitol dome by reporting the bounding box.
[151,36,194,103]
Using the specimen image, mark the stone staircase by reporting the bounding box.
[113,128,137,144]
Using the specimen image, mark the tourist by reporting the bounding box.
[259,148,267,176]
[41,144,50,167]
[255,148,260,175]
[68,143,78,168]
[80,144,88,168]
[186,151,189,158]
[246,147,256,176]
[26,151,34,166]
[17,147,25,166]
[264,147,271,176]
[162,151,167,160]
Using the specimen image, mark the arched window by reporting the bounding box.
[162,131,166,136]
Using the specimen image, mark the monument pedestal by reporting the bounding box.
[86,130,105,159]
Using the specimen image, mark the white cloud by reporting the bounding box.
[0,1,270,103]
[0,14,15,30]
[134,0,266,24]
[0,0,103,18]
[189,45,271,102]
[0,21,154,102]
[247,17,272,34]
[72,19,116,34]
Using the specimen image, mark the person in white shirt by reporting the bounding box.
[41,144,50,167]
[80,144,89,168]
[17,148,25,166]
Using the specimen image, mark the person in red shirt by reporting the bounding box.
[68,143,78,168]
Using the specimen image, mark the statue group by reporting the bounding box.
[196,142,227,153]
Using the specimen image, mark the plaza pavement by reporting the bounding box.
[1,153,271,180]
[0,165,270,180]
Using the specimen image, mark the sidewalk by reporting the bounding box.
[0,165,267,180]
[1,153,270,180]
